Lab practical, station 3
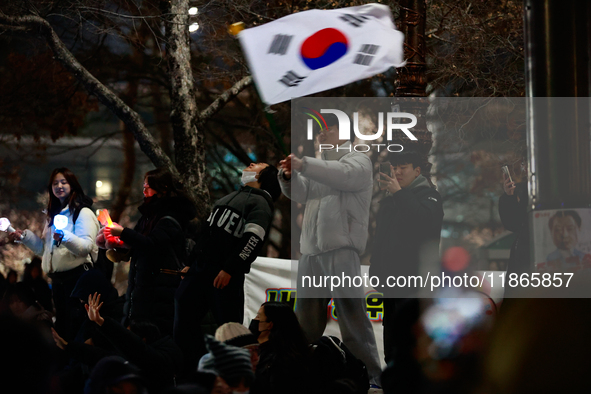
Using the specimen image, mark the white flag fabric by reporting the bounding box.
[238,4,405,105]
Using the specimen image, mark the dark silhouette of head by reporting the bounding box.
[144,168,186,198]
[257,165,281,202]
[262,301,310,360]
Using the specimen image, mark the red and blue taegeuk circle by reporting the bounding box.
[300,28,349,70]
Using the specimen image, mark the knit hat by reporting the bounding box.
[204,335,254,383]
[215,322,259,349]
[85,356,144,394]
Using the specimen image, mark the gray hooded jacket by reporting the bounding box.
[279,141,373,256]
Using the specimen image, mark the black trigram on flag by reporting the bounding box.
[353,44,380,66]
[279,70,306,87]
[340,13,369,27]
[268,34,293,55]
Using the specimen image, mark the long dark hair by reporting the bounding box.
[262,302,310,362]
[144,168,188,199]
[46,168,91,226]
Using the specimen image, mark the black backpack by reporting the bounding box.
[310,335,369,394]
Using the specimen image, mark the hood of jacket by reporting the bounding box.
[137,195,197,234]
[407,174,431,190]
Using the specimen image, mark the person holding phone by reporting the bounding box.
[498,162,530,278]
[371,150,443,370]
[9,168,99,340]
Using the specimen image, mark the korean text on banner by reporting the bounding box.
[238,4,405,105]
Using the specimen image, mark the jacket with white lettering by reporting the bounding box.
[197,186,274,276]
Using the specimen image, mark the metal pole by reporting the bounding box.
[525,0,591,209]
[394,0,433,173]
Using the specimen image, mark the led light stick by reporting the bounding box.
[54,214,68,246]
[97,209,113,227]
[98,209,125,248]
[0,217,24,239]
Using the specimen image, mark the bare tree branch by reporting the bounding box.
[0,11,177,175]
[197,76,253,126]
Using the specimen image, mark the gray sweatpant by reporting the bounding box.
[296,249,382,386]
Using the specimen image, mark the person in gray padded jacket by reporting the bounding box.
[279,119,382,391]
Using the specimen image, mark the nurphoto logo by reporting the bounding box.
[303,108,418,152]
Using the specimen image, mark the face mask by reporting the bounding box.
[241,171,258,185]
[249,318,271,339]
[248,319,261,338]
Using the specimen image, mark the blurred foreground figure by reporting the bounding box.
[483,298,591,394]
[0,315,56,394]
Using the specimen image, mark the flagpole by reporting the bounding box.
[263,105,289,156]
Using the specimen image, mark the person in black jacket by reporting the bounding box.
[174,162,280,377]
[107,168,196,336]
[498,168,531,304]
[249,302,313,394]
[498,173,530,275]
[371,151,444,368]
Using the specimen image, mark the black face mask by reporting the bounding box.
[249,319,262,339]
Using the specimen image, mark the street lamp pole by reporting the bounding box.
[394,0,433,174]
[524,0,591,209]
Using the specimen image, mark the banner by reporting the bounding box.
[244,257,386,367]
[238,4,405,105]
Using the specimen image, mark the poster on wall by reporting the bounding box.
[533,208,591,273]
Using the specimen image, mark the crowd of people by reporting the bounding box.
[2,118,589,394]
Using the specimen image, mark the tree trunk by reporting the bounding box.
[161,0,209,218]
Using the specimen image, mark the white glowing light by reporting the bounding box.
[96,180,103,188]
[54,215,68,230]
[0,217,11,232]
[189,23,199,32]
[188,7,198,15]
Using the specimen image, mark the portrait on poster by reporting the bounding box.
[533,209,591,272]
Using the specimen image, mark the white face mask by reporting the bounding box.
[241,171,258,185]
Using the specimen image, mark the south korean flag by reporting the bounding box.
[238,3,405,105]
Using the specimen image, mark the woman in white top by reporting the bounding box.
[10,167,99,340]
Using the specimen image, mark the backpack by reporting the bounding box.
[310,335,369,394]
